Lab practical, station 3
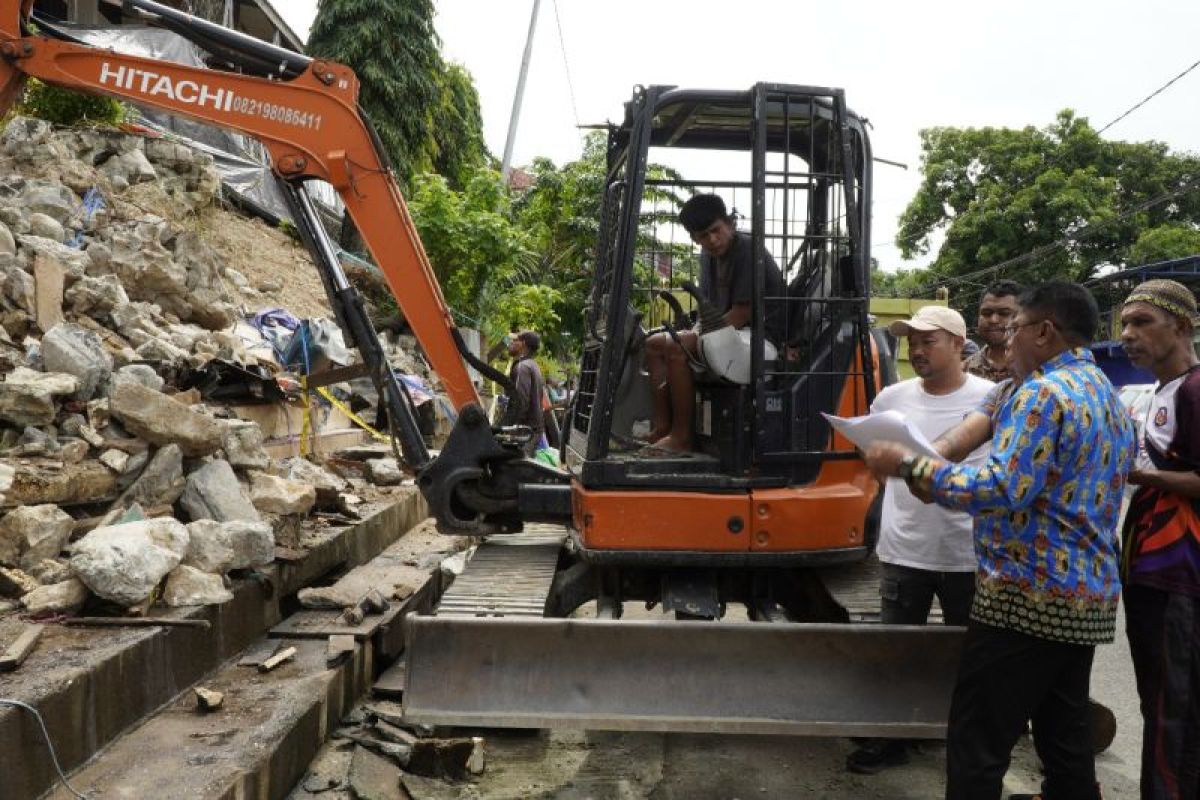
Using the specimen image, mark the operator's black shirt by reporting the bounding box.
[698,231,786,343]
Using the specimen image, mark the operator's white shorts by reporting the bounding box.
[694,327,778,385]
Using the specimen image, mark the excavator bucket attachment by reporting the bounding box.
[403,616,964,737]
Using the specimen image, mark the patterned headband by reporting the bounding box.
[1124,279,1199,323]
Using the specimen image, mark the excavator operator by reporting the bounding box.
[641,194,785,454]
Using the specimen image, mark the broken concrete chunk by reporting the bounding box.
[99,448,130,474]
[27,212,64,243]
[0,366,79,427]
[193,686,224,712]
[58,438,89,464]
[278,457,347,508]
[162,565,233,607]
[348,745,404,800]
[108,364,164,395]
[70,518,189,606]
[180,459,261,524]
[115,443,185,509]
[33,253,67,333]
[0,504,74,569]
[20,181,75,225]
[0,566,39,598]
[27,558,73,585]
[22,578,88,614]
[41,323,113,401]
[65,273,129,316]
[183,519,274,573]
[365,458,404,486]
[249,473,316,516]
[258,645,296,673]
[110,381,223,456]
[221,419,269,471]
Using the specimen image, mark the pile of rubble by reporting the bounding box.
[0,116,433,620]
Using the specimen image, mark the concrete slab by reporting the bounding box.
[45,639,374,800]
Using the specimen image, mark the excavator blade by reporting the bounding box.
[403,615,964,737]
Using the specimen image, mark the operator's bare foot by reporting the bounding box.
[651,434,692,453]
[639,428,669,443]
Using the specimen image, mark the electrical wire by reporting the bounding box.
[895,53,1200,295]
[550,0,582,131]
[0,698,89,798]
[1098,56,1200,135]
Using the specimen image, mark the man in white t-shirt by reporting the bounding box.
[847,304,994,775]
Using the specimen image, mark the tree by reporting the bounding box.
[1128,223,1200,266]
[430,64,490,190]
[308,0,442,189]
[897,110,1200,299]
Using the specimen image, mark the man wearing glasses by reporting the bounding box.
[864,281,1135,800]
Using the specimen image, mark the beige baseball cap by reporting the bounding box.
[888,305,967,338]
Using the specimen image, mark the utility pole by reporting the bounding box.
[500,0,541,184]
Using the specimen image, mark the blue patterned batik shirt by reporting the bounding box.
[926,348,1135,645]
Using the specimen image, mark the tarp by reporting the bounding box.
[63,23,342,224]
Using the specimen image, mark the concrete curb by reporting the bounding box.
[0,489,428,800]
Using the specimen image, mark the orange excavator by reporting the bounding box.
[0,0,964,736]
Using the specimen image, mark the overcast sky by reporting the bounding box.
[279,1,1200,271]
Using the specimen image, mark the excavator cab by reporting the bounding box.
[564,84,886,566]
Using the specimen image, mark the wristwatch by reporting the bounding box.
[897,454,919,480]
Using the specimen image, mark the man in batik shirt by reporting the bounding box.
[865,281,1135,800]
[1119,278,1200,800]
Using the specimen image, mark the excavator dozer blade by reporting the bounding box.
[403,616,964,737]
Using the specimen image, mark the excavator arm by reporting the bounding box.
[0,0,570,531]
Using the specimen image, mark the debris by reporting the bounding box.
[348,744,405,800]
[40,322,113,401]
[0,623,43,671]
[27,558,72,585]
[108,364,164,395]
[21,578,88,614]
[70,517,189,606]
[193,686,224,712]
[220,419,268,470]
[249,472,316,516]
[182,519,274,573]
[33,253,66,333]
[162,564,233,607]
[238,639,283,668]
[258,645,297,673]
[109,381,224,457]
[0,566,39,598]
[0,503,74,569]
[372,719,418,748]
[115,443,185,509]
[3,460,119,508]
[99,448,130,474]
[179,459,261,523]
[326,633,356,667]
[278,457,347,508]
[365,458,404,487]
[0,366,79,427]
[63,616,211,629]
[466,737,485,775]
[341,605,365,627]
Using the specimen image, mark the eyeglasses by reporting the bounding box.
[1003,319,1050,339]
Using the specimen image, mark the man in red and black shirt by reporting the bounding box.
[1119,278,1200,800]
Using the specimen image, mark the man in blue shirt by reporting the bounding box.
[865,281,1135,800]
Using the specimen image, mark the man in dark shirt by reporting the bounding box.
[641,193,784,452]
[1119,279,1200,800]
[965,280,1024,382]
[499,330,546,456]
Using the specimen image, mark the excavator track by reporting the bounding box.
[435,526,566,618]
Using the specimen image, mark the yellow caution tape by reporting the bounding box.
[315,386,392,443]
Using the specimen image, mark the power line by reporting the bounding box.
[907,171,1200,297]
[551,0,582,132]
[1098,56,1200,135]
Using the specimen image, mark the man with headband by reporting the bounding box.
[1119,278,1200,800]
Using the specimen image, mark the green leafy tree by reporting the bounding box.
[1128,223,1200,265]
[898,110,1200,296]
[430,64,490,190]
[307,0,442,188]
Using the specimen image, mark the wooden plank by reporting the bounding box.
[305,363,371,389]
[33,254,66,333]
[0,624,44,671]
[238,639,283,668]
[258,645,297,672]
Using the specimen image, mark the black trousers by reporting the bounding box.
[879,562,975,626]
[945,622,1100,800]
[1125,583,1200,800]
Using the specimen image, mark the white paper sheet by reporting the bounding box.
[821,409,941,458]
